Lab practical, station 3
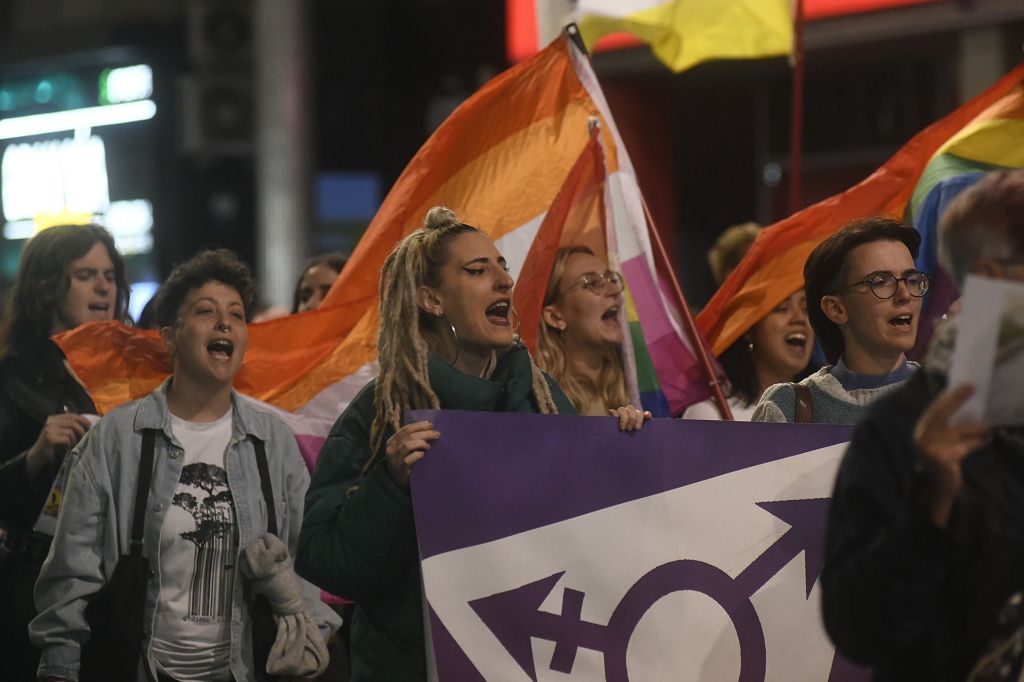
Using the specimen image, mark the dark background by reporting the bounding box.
[1,0,1022,312]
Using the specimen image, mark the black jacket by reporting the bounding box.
[0,339,96,531]
[822,368,1024,680]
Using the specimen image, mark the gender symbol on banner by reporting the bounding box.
[469,497,830,682]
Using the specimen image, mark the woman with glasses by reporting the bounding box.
[537,246,639,417]
[753,217,927,425]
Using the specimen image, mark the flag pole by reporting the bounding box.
[640,197,734,420]
[563,23,733,419]
[788,0,805,214]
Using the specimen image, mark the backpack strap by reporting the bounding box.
[793,383,814,424]
[130,429,157,555]
[251,437,277,536]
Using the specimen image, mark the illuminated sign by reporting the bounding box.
[1,134,154,255]
[0,62,158,257]
[0,100,156,140]
[99,64,154,105]
[0,59,160,290]
[2,136,109,221]
[505,0,939,63]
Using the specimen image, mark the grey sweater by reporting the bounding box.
[751,365,917,426]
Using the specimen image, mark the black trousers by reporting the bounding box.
[0,546,45,682]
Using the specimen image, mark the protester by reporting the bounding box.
[683,288,814,420]
[31,249,339,682]
[292,252,348,314]
[537,246,632,415]
[290,250,352,682]
[707,221,762,286]
[822,169,1024,680]
[752,217,926,424]
[295,208,648,681]
[0,224,128,682]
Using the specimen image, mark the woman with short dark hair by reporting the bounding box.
[31,249,339,682]
[753,216,926,424]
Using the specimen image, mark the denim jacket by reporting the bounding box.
[30,380,341,681]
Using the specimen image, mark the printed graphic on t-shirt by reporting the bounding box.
[172,462,237,621]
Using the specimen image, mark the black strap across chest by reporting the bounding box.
[129,430,156,554]
[251,437,277,536]
[130,431,277,554]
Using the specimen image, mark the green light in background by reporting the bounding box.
[0,89,12,111]
[98,65,152,105]
[98,68,111,105]
[34,80,54,104]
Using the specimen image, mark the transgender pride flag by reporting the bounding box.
[55,28,715,464]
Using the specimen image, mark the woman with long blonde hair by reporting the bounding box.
[538,246,636,416]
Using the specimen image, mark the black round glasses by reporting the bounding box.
[840,271,930,300]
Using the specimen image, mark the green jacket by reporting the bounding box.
[296,345,574,681]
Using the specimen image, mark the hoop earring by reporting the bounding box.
[510,304,523,342]
[442,314,460,367]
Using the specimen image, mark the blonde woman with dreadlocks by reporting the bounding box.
[296,207,585,681]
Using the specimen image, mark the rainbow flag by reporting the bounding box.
[697,62,1024,357]
[56,29,713,469]
[907,84,1024,357]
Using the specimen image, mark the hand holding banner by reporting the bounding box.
[411,411,865,681]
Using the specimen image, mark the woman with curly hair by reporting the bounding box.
[32,249,339,682]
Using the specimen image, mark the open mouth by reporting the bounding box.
[601,305,619,322]
[889,313,914,329]
[88,303,110,314]
[207,339,234,360]
[485,299,510,326]
[784,332,807,349]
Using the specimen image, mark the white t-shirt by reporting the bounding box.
[681,395,757,421]
[150,410,236,682]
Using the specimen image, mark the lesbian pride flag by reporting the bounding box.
[56,28,714,467]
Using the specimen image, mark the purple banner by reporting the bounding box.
[410,411,865,681]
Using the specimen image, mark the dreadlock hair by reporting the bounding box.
[536,246,629,414]
[366,206,559,469]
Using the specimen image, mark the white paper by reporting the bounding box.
[948,274,1024,426]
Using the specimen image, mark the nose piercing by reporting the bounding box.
[217,322,229,332]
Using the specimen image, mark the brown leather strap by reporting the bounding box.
[793,383,813,424]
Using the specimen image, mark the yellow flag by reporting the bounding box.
[576,0,793,73]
